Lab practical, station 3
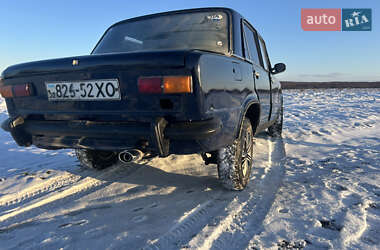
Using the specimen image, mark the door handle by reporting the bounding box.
[253,71,260,79]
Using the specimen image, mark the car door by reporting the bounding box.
[242,21,271,125]
[257,36,280,122]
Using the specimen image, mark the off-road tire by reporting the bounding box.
[217,117,254,191]
[75,149,119,170]
[268,98,283,137]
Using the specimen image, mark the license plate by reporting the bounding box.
[45,79,121,101]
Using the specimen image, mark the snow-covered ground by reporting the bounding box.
[0,89,379,249]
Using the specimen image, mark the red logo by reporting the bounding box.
[301,9,341,31]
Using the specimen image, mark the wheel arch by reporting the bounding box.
[235,98,261,138]
[244,102,260,135]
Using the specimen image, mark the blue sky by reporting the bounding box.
[0,0,379,81]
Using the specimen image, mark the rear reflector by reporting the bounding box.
[138,76,192,94]
[0,85,13,98]
[0,83,34,98]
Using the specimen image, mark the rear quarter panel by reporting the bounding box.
[197,53,257,147]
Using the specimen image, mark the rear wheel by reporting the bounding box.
[217,117,253,191]
[75,149,119,170]
[268,98,283,137]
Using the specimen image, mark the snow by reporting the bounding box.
[0,89,379,249]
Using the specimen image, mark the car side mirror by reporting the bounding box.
[272,63,286,74]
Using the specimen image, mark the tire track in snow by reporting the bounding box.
[188,138,286,249]
[0,176,105,225]
[143,192,225,250]
[145,138,286,250]
[0,173,82,210]
[0,163,141,225]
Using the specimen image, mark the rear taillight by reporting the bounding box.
[138,77,162,94]
[13,84,33,97]
[0,85,13,98]
[138,76,192,94]
[163,76,192,94]
[0,83,34,98]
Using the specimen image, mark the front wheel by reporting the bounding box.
[217,117,254,191]
[75,149,119,170]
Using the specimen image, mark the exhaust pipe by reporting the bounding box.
[118,149,144,163]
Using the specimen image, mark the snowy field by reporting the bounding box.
[0,89,379,249]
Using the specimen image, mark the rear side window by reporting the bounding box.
[242,23,260,65]
[259,38,270,71]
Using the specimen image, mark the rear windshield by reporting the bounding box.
[92,11,229,55]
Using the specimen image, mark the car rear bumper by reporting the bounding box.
[1,116,222,155]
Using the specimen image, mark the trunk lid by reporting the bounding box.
[3,50,193,121]
[3,50,185,79]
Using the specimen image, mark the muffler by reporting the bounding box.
[118,149,144,163]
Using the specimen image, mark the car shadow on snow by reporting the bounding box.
[96,162,219,190]
[71,132,286,192]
